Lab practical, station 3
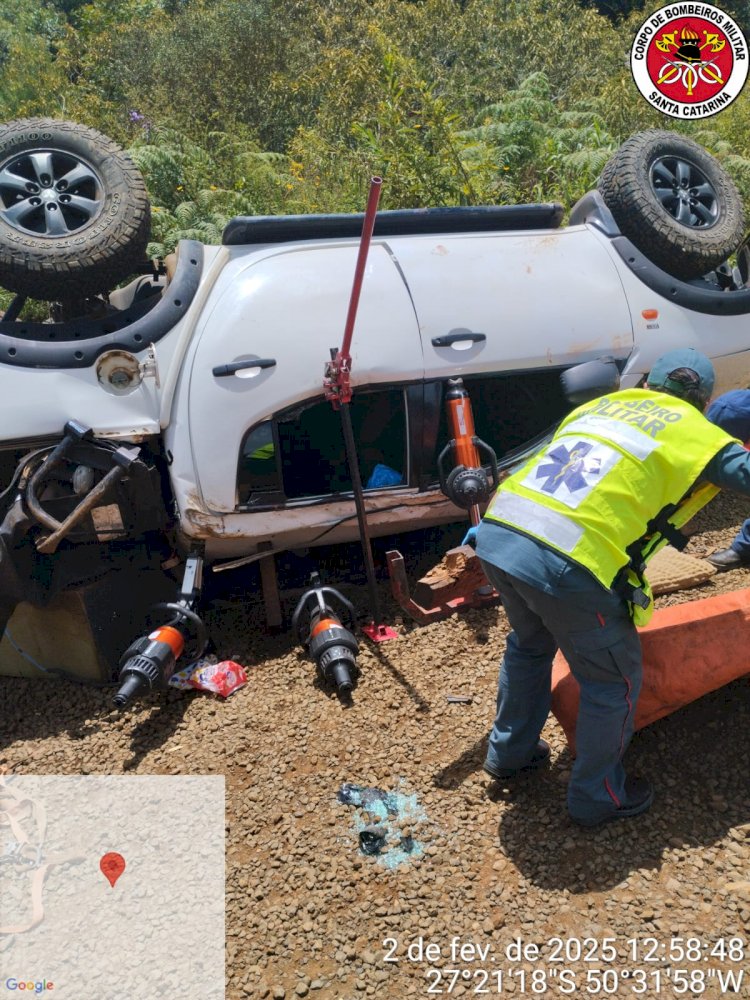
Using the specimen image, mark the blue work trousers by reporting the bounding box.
[731,518,750,558]
[480,561,643,824]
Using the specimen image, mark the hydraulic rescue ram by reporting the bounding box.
[387,377,501,624]
[292,572,359,697]
[437,378,499,526]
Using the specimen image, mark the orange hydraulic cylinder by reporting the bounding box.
[310,617,341,639]
[551,587,750,753]
[148,625,185,659]
[446,393,481,469]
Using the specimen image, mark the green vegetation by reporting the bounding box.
[0,0,749,259]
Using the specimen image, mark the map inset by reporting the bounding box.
[0,776,225,999]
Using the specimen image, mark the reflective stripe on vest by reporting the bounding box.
[559,413,661,461]
[488,492,584,553]
[484,388,737,593]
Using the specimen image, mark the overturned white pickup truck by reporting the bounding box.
[0,119,748,654]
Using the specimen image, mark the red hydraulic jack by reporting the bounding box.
[323,177,396,643]
[387,377,502,625]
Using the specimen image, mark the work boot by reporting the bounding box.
[706,547,750,571]
[571,776,653,828]
[483,739,550,781]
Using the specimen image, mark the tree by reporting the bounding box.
[287,23,500,211]
[0,0,69,119]
[72,0,314,149]
[461,72,618,206]
[578,0,646,22]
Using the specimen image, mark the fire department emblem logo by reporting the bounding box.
[631,3,748,119]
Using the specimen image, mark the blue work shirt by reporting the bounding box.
[476,442,750,595]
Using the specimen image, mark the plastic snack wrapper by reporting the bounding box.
[169,655,248,697]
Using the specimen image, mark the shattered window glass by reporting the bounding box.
[239,389,408,504]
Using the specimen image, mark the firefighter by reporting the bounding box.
[704,388,750,570]
[474,348,750,826]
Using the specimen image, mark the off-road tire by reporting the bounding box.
[0,119,150,301]
[598,130,745,281]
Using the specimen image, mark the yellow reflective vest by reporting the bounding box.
[484,388,737,623]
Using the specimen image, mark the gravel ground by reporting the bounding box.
[2,493,750,999]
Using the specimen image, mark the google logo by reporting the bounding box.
[4,981,54,994]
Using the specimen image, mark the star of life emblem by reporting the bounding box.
[522,437,622,509]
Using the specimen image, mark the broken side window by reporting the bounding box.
[238,421,282,503]
[238,388,408,505]
[426,369,571,486]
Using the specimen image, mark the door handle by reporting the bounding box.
[431,332,486,348]
[212,358,277,377]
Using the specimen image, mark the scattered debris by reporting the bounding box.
[446,694,473,704]
[337,782,427,868]
[337,783,399,815]
[358,825,387,855]
[169,657,248,697]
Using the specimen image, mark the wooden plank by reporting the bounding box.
[258,553,283,629]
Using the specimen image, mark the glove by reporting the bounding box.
[462,525,478,548]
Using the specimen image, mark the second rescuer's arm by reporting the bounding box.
[702,442,750,494]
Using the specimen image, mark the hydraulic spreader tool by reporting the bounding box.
[113,549,208,709]
[292,573,359,695]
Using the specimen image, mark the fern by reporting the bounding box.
[128,126,290,257]
[461,72,617,205]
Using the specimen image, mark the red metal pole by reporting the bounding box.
[322,176,396,641]
[339,177,382,363]
[325,177,382,408]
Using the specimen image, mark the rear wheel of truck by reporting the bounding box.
[0,118,150,302]
[598,130,745,281]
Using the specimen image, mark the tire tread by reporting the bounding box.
[598,129,745,281]
[0,118,151,300]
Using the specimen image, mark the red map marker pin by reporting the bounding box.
[100,852,126,888]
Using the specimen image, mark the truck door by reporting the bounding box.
[388,226,634,480]
[391,227,634,379]
[186,241,423,513]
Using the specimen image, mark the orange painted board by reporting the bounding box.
[551,587,750,752]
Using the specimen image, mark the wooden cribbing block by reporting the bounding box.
[412,545,490,608]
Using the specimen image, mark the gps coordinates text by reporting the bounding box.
[382,935,746,994]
